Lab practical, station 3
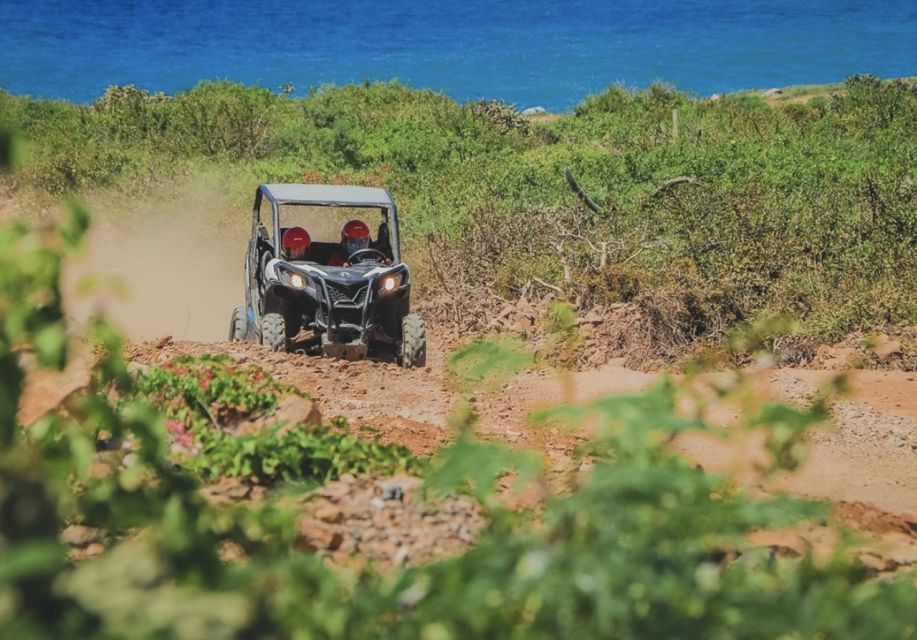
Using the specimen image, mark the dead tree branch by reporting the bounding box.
[647,176,707,200]
[532,276,564,295]
[564,169,602,213]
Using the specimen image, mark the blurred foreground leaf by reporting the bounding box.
[447,337,533,390]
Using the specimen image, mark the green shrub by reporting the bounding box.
[134,355,417,483]
[1,75,915,349]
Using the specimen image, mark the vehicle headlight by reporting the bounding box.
[380,272,404,293]
[290,273,307,289]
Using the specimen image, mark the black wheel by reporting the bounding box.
[261,313,287,352]
[400,313,426,368]
[229,306,248,342]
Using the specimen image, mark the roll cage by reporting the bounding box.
[245,184,405,326]
[252,183,402,264]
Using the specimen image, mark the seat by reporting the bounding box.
[373,221,393,260]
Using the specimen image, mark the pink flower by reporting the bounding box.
[166,419,186,435]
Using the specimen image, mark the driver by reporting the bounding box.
[328,219,371,267]
[281,226,311,261]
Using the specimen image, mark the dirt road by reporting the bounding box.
[20,323,913,569]
[129,333,917,529]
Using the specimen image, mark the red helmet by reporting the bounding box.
[341,219,370,242]
[282,226,311,260]
[341,219,371,254]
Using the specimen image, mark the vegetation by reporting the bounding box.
[1,107,916,634]
[1,76,915,352]
[133,355,417,483]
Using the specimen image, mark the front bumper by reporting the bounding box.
[315,279,409,345]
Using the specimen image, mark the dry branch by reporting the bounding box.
[648,176,707,199]
[531,276,564,295]
[564,169,602,213]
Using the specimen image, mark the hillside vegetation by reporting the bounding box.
[1,75,915,354]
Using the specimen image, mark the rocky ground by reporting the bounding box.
[25,321,917,574]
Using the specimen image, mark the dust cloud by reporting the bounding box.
[63,183,250,341]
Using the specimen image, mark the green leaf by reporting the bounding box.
[58,198,91,250]
[33,323,67,370]
[425,432,542,502]
[447,338,533,390]
[0,541,65,581]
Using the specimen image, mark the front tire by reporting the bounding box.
[400,313,426,368]
[229,306,248,342]
[261,313,287,352]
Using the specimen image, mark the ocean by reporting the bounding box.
[1,0,915,111]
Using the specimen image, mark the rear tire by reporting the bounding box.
[400,313,426,368]
[261,313,287,352]
[229,306,248,342]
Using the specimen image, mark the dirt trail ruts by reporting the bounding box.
[128,338,917,513]
[125,333,917,568]
[493,363,917,520]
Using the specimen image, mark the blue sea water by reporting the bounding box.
[1,0,915,111]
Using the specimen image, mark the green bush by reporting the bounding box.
[134,355,417,483]
[1,75,915,351]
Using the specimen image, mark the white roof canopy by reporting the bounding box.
[261,184,395,208]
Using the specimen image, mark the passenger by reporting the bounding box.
[328,219,371,266]
[281,226,311,261]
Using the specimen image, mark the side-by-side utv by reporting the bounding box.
[229,184,426,368]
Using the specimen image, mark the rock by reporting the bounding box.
[376,540,399,559]
[710,93,722,102]
[231,419,258,436]
[521,106,547,116]
[203,478,253,504]
[292,473,485,567]
[319,482,352,501]
[857,549,898,572]
[315,504,344,524]
[746,530,806,557]
[761,88,783,99]
[393,546,410,566]
[873,339,903,361]
[492,303,516,326]
[511,316,534,334]
[575,311,604,326]
[296,517,344,552]
[381,485,404,501]
[126,361,150,382]
[814,345,857,370]
[274,394,322,428]
[324,531,344,552]
[61,525,105,547]
[376,476,420,501]
[155,335,173,348]
[18,362,92,425]
[16,350,40,373]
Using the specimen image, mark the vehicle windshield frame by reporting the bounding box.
[255,184,402,264]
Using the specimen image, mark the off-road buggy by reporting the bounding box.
[229,184,426,367]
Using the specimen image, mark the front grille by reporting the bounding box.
[332,308,363,327]
[326,283,367,306]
